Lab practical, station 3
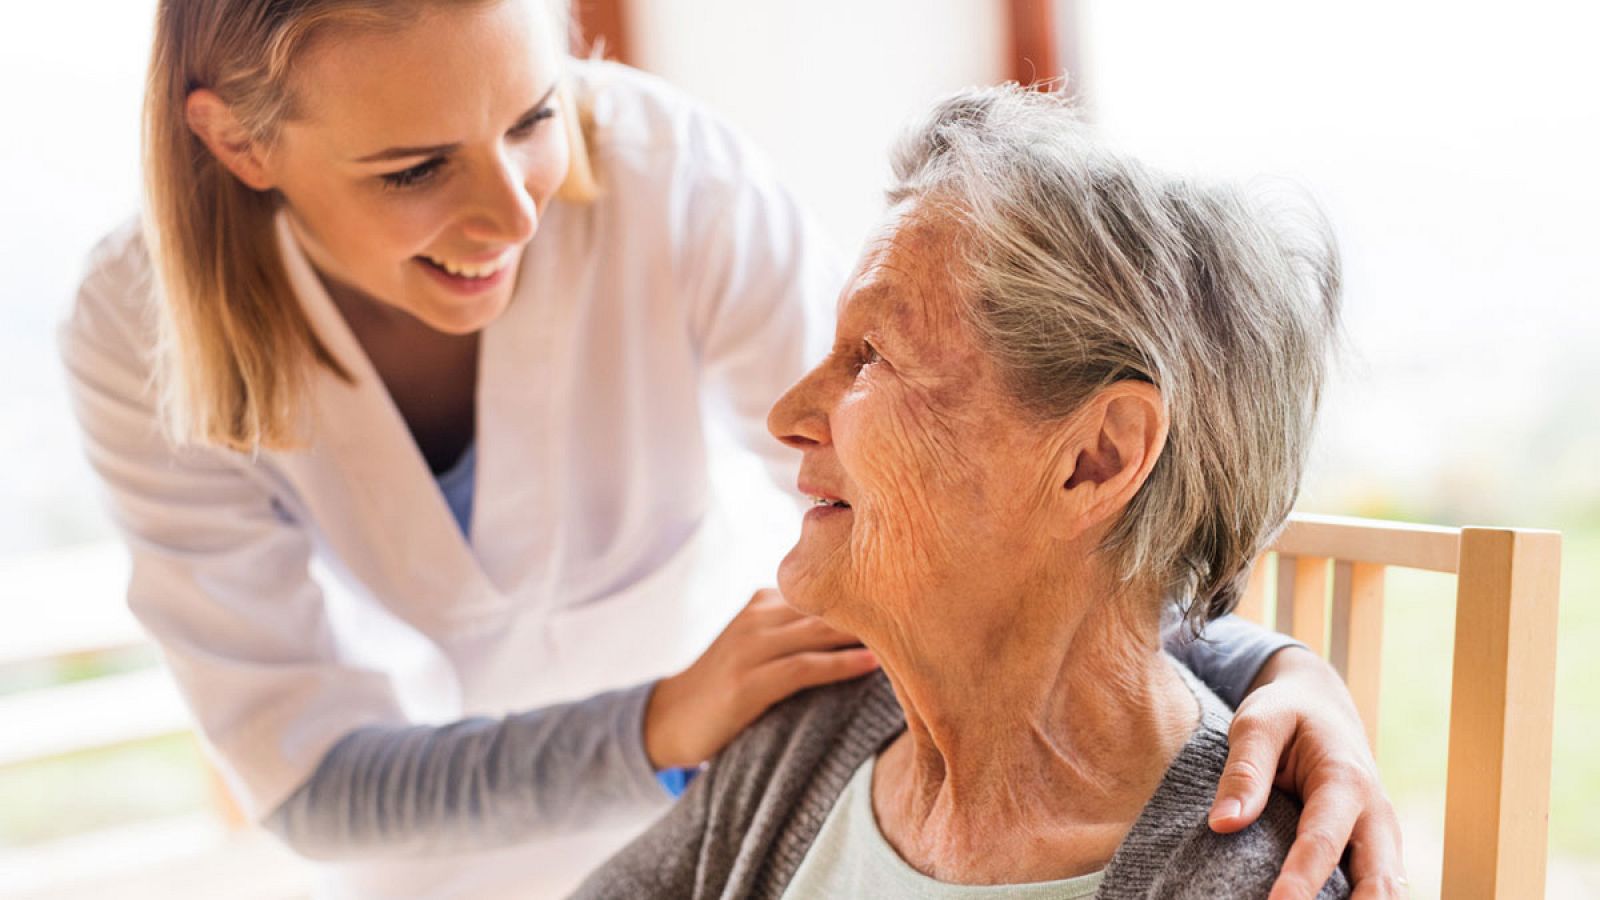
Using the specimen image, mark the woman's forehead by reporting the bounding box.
[838,212,968,338]
[288,1,556,146]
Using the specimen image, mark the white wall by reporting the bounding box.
[621,2,1010,607]
[628,0,1007,253]
[1068,0,1600,525]
[0,1,157,555]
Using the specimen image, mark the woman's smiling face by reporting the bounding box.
[261,0,570,334]
[767,206,1070,635]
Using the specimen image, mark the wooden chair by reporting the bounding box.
[0,543,249,826]
[1233,514,1561,899]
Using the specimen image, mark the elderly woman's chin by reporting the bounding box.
[777,512,870,614]
[776,533,844,619]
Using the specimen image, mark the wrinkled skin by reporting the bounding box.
[768,203,1405,896]
[771,208,1078,648]
[769,204,1197,883]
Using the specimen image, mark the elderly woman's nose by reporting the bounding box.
[768,368,830,449]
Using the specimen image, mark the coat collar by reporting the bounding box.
[274,213,506,614]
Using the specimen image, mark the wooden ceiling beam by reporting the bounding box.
[570,0,633,66]
[1007,0,1061,89]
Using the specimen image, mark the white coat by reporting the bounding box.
[61,62,844,898]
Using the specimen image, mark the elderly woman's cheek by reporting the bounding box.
[848,415,982,595]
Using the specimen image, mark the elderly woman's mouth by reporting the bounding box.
[808,496,851,509]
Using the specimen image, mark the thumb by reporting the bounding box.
[1210,707,1291,833]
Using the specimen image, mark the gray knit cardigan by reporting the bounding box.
[572,668,1349,899]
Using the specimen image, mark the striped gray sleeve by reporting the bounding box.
[264,681,672,860]
[1163,613,1305,709]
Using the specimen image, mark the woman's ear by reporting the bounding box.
[185,89,276,191]
[1050,381,1169,540]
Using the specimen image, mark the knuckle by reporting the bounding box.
[829,651,865,675]
[771,654,808,683]
[1363,802,1403,838]
[1230,704,1265,728]
[1321,755,1372,787]
[1276,877,1319,900]
[1228,709,1274,742]
[1298,826,1345,861]
[1376,791,1401,817]
[1272,872,1318,900]
[1372,874,1409,897]
[1221,756,1270,787]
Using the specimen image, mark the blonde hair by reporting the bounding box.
[143,0,597,451]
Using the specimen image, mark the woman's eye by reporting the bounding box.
[860,341,883,369]
[380,157,446,190]
[508,107,556,140]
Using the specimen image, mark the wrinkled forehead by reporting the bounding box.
[837,205,973,341]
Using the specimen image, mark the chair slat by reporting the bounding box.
[1274,554,1297,635]
[1236,557,1269,625]
[0,669,189,768]
[1285,555,1330,653]
[1329,561,1385,748]
[1441,528,1561,900]
[1274,513,1460,573]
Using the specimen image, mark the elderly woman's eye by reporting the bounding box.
[860,341,882,368]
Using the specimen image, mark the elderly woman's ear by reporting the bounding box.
[1049,381,1169,540]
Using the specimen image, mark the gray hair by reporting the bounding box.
[888,84,1340,631]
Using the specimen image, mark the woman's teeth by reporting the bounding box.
[421,253,512,280]
[810,496,850,509]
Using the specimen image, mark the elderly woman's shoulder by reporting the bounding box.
[718,670,902,774]
[1099,673,1350,899]
[1134,790,1350,899]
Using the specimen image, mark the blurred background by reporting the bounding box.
[1,1,1595,897]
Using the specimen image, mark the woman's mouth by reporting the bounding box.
[804,495,852,522]
[414,250,517,294]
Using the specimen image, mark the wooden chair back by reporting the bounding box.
[1234,513,1561,900]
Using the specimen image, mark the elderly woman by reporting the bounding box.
[576,86,1351,899]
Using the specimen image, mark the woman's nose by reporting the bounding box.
[768,365,832,449]
[462,150,537,245]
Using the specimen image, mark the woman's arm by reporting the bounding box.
[1171,611,1408,899]
[1165,612,1305,708]
[1210,647,1408,899]
[60,234,668,855]
[268,587,875,858]
[265,685,669,859]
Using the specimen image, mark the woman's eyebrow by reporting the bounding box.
[353,81,560,164]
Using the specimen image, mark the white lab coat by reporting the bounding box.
[61,62,844,898]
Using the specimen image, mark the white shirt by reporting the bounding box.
[785,756,1105,899]
[61,61,844,899]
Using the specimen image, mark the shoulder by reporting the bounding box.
[574,675,900,900]
[572,59,778,195]
[1101,664,1350,899]
[60,216,159,375]
[1149,792,1349,899]
[714,671,901,792]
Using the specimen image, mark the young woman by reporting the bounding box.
[62,1,1404,897]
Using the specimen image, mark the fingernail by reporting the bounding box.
[1209,798,1241,823]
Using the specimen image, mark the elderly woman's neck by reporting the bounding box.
[870,580,1199,883]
